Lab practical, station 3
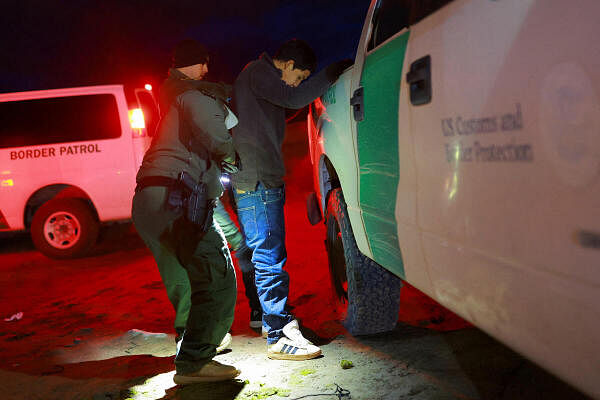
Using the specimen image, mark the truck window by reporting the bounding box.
[368,0,453,50]
[369,0,411,50]
[409,0,453,25]
[0,94,121,149]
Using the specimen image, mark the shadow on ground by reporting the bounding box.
[356,323,591,400]
[161,380,246,400]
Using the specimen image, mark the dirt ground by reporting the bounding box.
[0,122,592,400]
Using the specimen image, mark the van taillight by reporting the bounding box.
[129,108,147,137]
[129,108,146,129]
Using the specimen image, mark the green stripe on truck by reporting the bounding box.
[357,31,410,278]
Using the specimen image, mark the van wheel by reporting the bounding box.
[31,198,99,259]
[325,188,401,335]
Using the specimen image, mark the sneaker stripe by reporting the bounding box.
[290,346,298,354]
[281,344,288,353]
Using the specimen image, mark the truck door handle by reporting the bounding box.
[406,55,432,105]
[351,87,364,122]
[577,230,600,249]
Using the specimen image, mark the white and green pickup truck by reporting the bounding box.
[306,0,599,397]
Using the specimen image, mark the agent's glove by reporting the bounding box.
[220,152,242,174]
[325,59,353,83]
[221,161,239,174]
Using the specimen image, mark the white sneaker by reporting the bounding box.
[216,332,232,353]
[267,320,321,360]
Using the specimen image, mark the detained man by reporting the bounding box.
[232,39,352,360]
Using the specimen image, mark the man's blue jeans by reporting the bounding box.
[234,182,293,344]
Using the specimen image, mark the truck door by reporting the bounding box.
[353,0,412,278]
[405,0,600,395]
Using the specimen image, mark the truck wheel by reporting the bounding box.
[30,198,99,259]
[325,188,401,335]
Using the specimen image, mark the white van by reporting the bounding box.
[307,0,600,397]
[0,84,159,258]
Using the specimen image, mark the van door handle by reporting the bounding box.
[406,55,432,106]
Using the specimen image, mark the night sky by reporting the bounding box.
[1,1,370,93]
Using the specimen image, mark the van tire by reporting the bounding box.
[31,198,99,259]
[325,188,401,335]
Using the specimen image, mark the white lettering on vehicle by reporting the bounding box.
[9,144,101,160]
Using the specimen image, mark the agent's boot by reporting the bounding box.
[173,360,240,384]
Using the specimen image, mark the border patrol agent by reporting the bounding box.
[131,39,240,384]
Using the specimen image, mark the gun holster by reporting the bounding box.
[167,171,214,232]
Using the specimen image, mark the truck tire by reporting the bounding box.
[325,188,401,335]
[30,198,99,259]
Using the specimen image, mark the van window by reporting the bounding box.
[0,94,121,149]
[368,0,453,50]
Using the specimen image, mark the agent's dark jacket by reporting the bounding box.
[232,52,330,191]
[136,69,235,199]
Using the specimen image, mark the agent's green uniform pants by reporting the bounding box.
[132,186,236,374]
[215,199,262,313]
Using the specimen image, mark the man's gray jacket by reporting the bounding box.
[136,69,235,199]
[232,52,330,191]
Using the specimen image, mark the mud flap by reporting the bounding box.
[306,192,322,225]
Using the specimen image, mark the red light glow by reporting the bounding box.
[129,108,146,129]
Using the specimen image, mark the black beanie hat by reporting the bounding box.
[172,39,209,68]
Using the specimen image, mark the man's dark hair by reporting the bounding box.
[274,39,317,73]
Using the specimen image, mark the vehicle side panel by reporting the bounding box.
[309,70,374,257]
[406,0,600,395]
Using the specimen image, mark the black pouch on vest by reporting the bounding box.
[178,171,214,232]
[166,185,184,210]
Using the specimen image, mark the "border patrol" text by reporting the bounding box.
[10,144,101,160]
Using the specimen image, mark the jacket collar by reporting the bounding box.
[259,52,274,65]
[259,52,282,78]
[168,68,193,80]
[166,68,231,102]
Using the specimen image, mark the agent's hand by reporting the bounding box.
[326,59,354,83]
[221,161,239,174]
[221,152,242,174]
